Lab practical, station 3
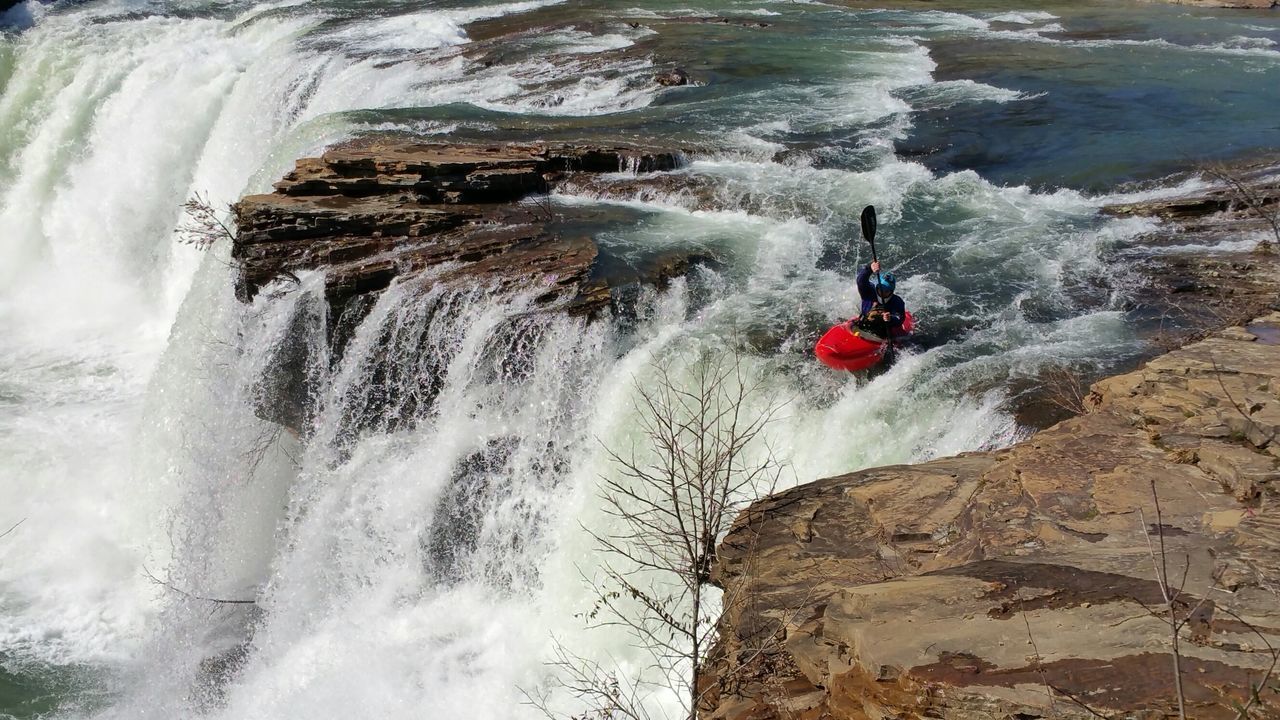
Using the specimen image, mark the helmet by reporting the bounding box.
[876,272,896,298]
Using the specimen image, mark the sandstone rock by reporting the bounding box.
[707,317,1280,720]
[233,141,687,313]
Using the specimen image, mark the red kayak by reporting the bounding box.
[814,312,914,372]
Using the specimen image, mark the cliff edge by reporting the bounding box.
[707,316,1280,719]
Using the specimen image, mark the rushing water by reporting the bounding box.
[0,0,1277,717]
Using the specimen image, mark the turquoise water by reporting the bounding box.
[0,1,1277,718]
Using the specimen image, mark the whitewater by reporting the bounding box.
[1,0,1277,717]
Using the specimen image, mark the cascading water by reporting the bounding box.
[1,0,1277,718]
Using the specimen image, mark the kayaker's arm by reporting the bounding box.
[855,261,881,303]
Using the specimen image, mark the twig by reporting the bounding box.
[1201,164,1280,249]
[1047,683,1113,719]
[1216,606,1279,718]
[142,565,254,605]
[175,191,236,250]
[0,518,25,539]
[1019,596,1059,717]
[1140,481,1188,720]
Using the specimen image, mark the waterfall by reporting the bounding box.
[6,0,1253,717]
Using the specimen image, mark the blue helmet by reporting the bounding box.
[876,272,896,297]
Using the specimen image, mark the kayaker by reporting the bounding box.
[851,260,906,339]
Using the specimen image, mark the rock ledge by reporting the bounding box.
[232,140,686,316]
[707,316,1280,719]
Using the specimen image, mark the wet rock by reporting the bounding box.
[1103,156,1280,231]
[706,314,1280,720]
[1103,156,1280,351]
[655,67,689,87]
[670,16,773,28]
[233,140,687,314]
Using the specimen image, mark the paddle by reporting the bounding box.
[860,204,883,291]
[860,202,890,308]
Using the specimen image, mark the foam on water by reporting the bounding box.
[989,11,1059,25]
[0,0,43,30]
[541,28,641,54]
[0,6,333,673]
[324,0,568,53]
[1117,235,1267,257]
[900,78,1043,110]
[886,7,1279,59]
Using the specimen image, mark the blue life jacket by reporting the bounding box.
[855,265,906,329]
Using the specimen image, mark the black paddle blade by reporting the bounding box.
[860,205,877,244]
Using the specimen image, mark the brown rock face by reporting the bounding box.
[232,141,686,315]
[706,316,1280,720]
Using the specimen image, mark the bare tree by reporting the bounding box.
[142,565,254,606]
[1139,480,1197,720]
[1040,364,1099,417]
[1137,476,1279,719]
[176,192,236,250]
[523,640,655,720]
[573,351,784,720]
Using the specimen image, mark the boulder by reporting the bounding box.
[706,314,1280,720]
[656,68,690,87]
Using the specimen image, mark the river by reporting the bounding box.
[0,0,1277,717]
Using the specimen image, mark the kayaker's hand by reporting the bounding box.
[870,260,881,273]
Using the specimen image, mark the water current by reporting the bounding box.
[1,0,1277,717]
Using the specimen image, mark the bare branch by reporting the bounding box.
[562,347,786,720]
[0,518,25,540]
[1018,595,1059,717]
[175,191,236,250]
[1201,164,1280,251]
[1216,606,1279,719]
[142,565,254,606]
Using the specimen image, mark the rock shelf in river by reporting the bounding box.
[232,140,688,317]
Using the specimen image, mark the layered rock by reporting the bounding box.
[706,316,1280,720]
[1105,161,1280,231]
[1103,159,1280,343]
[232,141,686,317]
